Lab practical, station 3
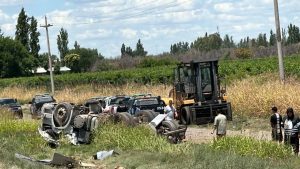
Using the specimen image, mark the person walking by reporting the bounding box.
[164,100,177,121]
[212,110,227,139]
[283,107,300,154]
[270,106,283,142]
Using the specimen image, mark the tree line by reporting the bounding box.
[0,8,103,78]
[2,7,300,78]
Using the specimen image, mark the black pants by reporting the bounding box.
[290,136,299,154]
[272,129,283,142]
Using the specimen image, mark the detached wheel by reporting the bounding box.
[181,106,191,125]
[53,102,72,127]
[136,110,155,123]
[162,120,179,144]
[148,110,159,118]
[118,112,133,126]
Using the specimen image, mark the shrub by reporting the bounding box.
[234,48,253,59]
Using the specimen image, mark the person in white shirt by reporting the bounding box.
[212,110,227,139]
[164,100,177,121]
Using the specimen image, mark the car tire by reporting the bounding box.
[136,110,155,123]
[148,110,159,118]
[118,112,132,126]
[53,102,73,127]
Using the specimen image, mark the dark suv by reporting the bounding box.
[30,94,56,118]
[0,98,23,119]
[128,96,165,116]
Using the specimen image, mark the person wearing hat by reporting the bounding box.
[270,106,283,142]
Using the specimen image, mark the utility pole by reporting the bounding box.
[273,0,285,82]
[41,16,55,95]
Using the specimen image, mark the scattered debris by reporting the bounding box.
[149,114,187,144]
[93,150,119,160]
[15,152,97,168]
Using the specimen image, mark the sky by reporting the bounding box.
[0,0,299,58]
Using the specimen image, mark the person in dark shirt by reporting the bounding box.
[283,107,300,154]
[270,106,283,142]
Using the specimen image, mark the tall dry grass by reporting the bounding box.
[0,84,171,104]
[0,73,299,117]
[228,73,300,117]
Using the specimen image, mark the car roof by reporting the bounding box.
[0,98,15,100]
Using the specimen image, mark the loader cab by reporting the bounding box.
[173,59,232,125]
[174,60,219,104]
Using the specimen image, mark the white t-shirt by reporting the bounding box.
[164,105,176,121]
[214,114,227,135]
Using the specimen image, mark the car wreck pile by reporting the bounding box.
[37,94,186,146]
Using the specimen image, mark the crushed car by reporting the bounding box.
[0,98,23,119]
[127,95,165,123]
[30,94,56,119]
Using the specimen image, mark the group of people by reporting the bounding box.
[270,106,300,154]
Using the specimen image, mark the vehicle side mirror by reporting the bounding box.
[28,101,32,104]
[14,99,18,102]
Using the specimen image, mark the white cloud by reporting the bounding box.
[76,29,113,40]
[120,28,137,39]
[233,23,264,32]
[214,2,234,13]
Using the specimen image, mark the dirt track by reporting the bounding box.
[185,127,271,143]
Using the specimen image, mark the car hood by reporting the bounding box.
[1,103,21,108]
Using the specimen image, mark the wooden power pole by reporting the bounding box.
[41,16,55,95]
[273,0,285,82]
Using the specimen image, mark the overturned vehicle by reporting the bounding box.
[39,100,103,146]
[39,99,187,146]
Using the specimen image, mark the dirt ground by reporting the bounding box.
[185,127,271,144]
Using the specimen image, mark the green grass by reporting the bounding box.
[1,117,300,169]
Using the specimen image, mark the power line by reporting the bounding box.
[49,0,192,26]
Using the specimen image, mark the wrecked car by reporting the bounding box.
[39,101,100,146]
[30,94,56,118]
[0,98,23,119]
[127,96,165,123]
[149,114,186,144]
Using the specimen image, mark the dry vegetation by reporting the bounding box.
[228,73,300,117]
[1,73,299,117]
[0,84,171,104]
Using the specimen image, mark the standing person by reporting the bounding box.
[270,106,283,142]
[211,110,227,139]
[164,100,177,121]
[283,107,300,154]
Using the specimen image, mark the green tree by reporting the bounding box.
[68,47,103,72]
[192,33,222,51]
[0,28,3,37]
[125,46,133,56]
[121,43,126,57]
[134,39,147,57]
[29,16,40,66]
[38,53,58,70]
[57,28,69,65]
[257,33,268,47]
[287,23,300,44]
[222,34,235,48]
[269,30,276,46]
[0,37,34,77]
[170,41,189,54]
[15,8,29,51]
[64,53,80,72]
[74,41,80,50]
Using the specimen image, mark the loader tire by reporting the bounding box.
[53,102,73,127]
[181,106,191,125]
[136,110,155,123]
